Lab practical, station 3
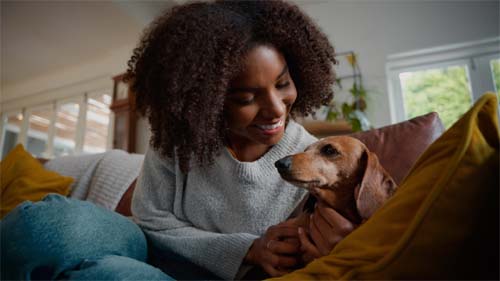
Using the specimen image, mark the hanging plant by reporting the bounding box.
[325,52,372,132]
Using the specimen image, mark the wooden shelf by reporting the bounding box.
[300,120,352,138]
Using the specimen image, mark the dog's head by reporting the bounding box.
[275,136,397,221]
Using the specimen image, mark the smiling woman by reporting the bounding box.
[125,1,351,278]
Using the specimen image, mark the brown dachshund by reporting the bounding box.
[275,135,397,236]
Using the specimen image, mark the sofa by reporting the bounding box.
[40,111,444,280]
[3,93,498,280]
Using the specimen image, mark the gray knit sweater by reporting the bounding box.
[131,121,317,280]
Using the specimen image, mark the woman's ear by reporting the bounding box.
[354,149,397,220]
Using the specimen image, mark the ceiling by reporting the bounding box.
[0,0,327,88]
[1,1,176,86]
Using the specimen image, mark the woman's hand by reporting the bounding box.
[298,203,357,263]
[245,223,301,277]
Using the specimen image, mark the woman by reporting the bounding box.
[128,1,355,279]
[1,1,355,280]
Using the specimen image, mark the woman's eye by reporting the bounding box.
[229,95,254,105]
[276,81,290,89]
[235,99,254,105]
[227,91,255,105]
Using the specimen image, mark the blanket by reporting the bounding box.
[44,150,144,211]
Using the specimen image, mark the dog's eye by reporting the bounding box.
[320,144,339,156]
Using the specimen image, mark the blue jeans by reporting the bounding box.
[1,194,173,280]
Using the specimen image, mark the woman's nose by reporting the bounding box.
[260,91,287,118]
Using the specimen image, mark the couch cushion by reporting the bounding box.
[0,144,73,218]
[349,112,444,184]
[86,150,144,211]
[44,152,106,200]
[272,92,499,280]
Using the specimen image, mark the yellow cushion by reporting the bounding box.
[0,144,73,219]
[272,92,499,280]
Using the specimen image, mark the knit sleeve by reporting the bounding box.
[131,149,258,280]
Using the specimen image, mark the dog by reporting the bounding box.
[275,136,397,245]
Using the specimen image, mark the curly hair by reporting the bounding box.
[126,0,336,173]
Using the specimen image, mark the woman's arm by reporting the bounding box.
[131,149,257,280]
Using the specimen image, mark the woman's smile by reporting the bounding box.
[253,119,284,135]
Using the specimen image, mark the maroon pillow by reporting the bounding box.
[349,112,444,184]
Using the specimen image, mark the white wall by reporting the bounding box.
[299,0,499,127]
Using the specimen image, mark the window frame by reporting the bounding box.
[83,89,114,153]
[386,37,500,124]
[0,88,113,159]
[24,104,54,158]
[53,95,85,157]
[0,109,23,158]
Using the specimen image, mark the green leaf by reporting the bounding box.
[326,110,338,121]
[350,118,362,132]
[358,86,367,97]
[341,103,353,117]
[349,82,360,97]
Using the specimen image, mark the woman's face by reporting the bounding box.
[225,44,297,152]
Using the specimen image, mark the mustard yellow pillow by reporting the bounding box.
[0,144,73,218]
[273,92,499,280]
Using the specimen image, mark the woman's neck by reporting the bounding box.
[226,136,272,162]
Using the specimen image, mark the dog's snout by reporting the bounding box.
[275,156,292,172]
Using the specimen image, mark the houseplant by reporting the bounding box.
[326,52,372,132]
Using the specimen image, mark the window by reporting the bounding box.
[387,37,499,128]
[0,89,113,159]
[83,91,112,154]
[26,105,54,157]
[0,111,23,158]
[490,58,500,96]
[399,64,472,128]
[53,100,80,157]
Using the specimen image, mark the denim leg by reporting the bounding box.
[63,255,173,281]
[1,194,148,280]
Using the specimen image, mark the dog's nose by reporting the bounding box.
[275,156,292,172]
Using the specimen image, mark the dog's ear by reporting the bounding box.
[354,149,397,220]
